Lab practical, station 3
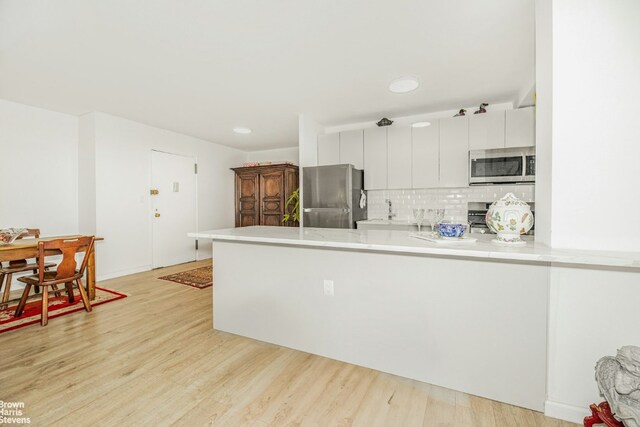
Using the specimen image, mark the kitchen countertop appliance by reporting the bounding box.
[469,147,535,185]
[468,201,535,235]
[302,164,366,229]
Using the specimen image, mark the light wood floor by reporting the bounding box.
[0,261,577,427]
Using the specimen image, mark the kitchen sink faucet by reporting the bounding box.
[385,199,396,220]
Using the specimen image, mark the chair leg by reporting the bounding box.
[0,273,7,309]
[41,286,48,326]
[14,284,32,317]
[32,269,40,294]
[65,282,75,303]
[2,273,12,305]
[76,279,91,313]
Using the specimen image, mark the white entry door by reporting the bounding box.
[151,150,197,268]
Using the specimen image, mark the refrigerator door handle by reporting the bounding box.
[303,207,351,213]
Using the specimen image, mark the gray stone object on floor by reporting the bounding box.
[596,346,640,427]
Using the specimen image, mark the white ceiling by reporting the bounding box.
[0,0,535,151]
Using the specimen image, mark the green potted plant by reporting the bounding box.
[282,188,300,225]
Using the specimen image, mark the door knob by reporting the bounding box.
[155,212,161,218]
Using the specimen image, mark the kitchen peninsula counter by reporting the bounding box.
[189,226,640,269]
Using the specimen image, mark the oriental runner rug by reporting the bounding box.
[0,287,127,334]
[158,265,213,289]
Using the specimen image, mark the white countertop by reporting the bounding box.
[357,219,417,225]
[189,226,640,269]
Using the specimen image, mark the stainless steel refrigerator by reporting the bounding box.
[302,164,367,229]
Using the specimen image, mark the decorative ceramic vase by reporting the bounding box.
[485,193,534,245]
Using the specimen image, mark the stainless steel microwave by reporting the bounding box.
[469,147,535,185]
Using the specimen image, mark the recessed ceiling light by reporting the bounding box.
[233,127,252,134]
[411,121,431,128]
[389,76,419,93]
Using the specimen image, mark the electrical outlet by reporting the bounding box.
[323,280,334,297]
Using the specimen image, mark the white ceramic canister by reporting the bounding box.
[485,193,534,244]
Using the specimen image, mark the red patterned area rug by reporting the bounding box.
[0,287,127,334]
[158,265,213,289]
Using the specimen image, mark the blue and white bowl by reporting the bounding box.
[435,222,467,238]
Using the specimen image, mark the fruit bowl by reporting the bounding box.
[0,228,27,245]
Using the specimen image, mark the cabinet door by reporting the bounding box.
[506,107,535,148]
[260,171,284,226]
[412,121,439,188]
[363,127,387,190]
[339,129,364,169]
[439,116,469,188]
[387,126,412,189]
[469,111,505,150]
[317,133,340,166]
[236,173,259,227]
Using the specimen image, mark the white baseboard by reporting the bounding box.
[545,400,587,424]
[97,265,151,282]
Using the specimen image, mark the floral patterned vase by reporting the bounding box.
[485,193,534,244]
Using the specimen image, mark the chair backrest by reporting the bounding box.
[37,236,95,282]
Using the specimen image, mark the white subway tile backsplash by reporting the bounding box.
[367,185,534,222]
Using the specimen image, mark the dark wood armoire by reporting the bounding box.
[232,164,299,227]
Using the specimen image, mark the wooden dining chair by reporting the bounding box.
[15,236,95,326]
[0,229,56,308]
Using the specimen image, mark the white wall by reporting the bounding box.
[297,114,324,227]
[246,147,299,164]
[298,114,322,168]
[550,0,640,251]
[78,114,96,235]
[0,99,79,235]
[537,1,640,424]
[88,113,246,279]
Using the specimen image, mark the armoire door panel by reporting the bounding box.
[260,171,284,225]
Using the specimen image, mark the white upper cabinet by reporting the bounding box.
[317,133,340,166]
[469,111,506,150]
[324,108,532,191]
[387,126,412,189]
[505,107,535,148]
[363,127,388,190]
[412,122,439,189]
[439,116,469,188]
[339,129,364,169]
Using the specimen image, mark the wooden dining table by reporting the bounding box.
[0,235,103,301]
